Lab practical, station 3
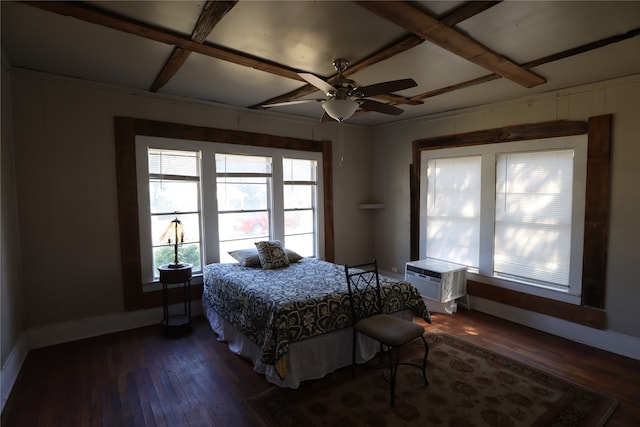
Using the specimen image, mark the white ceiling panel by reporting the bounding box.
[349,41,491,95]
[532,37,640,91]
[2,1,639,126]
[160,53,304,107]
[2,2,172,90]
[88,1,204,36]
[459,1,640,64]
[206,1,408,76]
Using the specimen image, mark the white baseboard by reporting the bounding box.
[27,301,202,349]
[380,269,404,280]
[1,332,28,413]
[471,296,640,361]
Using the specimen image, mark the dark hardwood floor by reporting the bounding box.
[3,310,639,426]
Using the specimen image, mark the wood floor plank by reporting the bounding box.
[420,310,640,426]
[2,311,639,426]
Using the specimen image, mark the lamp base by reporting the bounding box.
[167,262,185,269]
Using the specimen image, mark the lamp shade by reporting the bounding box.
[159,217,185,268]
[159,218,184,244]
[322,98,359,122]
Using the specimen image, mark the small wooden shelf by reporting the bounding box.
[358,203,384,210]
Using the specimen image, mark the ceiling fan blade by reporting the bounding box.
[262,99,323,108]
[358,99,405,116]
[359,78,417,97]
[299,73,336,94]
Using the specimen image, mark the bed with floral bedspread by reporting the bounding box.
[202,257,431,381]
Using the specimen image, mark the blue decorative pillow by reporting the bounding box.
[255,240,290,269]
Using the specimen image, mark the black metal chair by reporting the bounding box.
[344,259,429,407]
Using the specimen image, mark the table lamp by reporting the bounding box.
[159,217,185,268]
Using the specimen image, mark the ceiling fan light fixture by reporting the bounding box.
[322,98,359,122]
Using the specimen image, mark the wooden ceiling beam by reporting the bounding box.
[522,27,640,70]
[20,1,306,82]
[150,1,237,92]
[355,0,546,88]
[410,74,501,102]
[439,1,503,27]
[29,0,632,119]
[379,1,502,106]
[411,26,640,102]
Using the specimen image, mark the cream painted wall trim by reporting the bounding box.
[26,302,202,350]
[470,297,640,361]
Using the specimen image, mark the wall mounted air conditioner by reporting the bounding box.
[405,259,467,313]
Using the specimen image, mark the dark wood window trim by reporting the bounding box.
[115,117,334,310]
[410,115,611,328]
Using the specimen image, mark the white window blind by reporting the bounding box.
[148,149,202,276]
[425,156,481,268]
[149,149,199,178]
[494,150,574,287]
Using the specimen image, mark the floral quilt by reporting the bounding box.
[202,258,431,379]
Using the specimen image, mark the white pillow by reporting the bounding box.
[228,248,261,267]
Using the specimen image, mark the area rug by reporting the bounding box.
[244,333,618,427]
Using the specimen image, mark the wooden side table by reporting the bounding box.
[158,263,193,334]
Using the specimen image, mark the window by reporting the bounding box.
[283,158,318,257]
[135,136,324,284]
[147,149,202,276]
[424,156,481,268]
[419,136,587,303]
[116,118,334,310]
[216,154,273,262]
[494,150,574,288]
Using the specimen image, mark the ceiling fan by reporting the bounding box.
[263,58,417,122]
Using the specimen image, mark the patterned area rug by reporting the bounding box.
[244,333,617,427]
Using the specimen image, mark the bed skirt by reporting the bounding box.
[203,303,413,388]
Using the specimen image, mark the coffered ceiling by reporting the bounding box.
[2,1,639,125]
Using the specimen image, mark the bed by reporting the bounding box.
[202,256,431,388]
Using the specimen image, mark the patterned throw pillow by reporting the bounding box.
[229,247,303,267]
[255,240,290,269]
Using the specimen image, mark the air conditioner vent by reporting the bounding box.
[405,259,467,303]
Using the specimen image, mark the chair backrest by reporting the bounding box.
[344,259,383,323]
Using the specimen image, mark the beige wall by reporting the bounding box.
[7,70,374,331]
[3,69,639,367]
[371,75,640,341]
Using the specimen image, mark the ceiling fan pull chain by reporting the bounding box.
[340,122,344,165]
